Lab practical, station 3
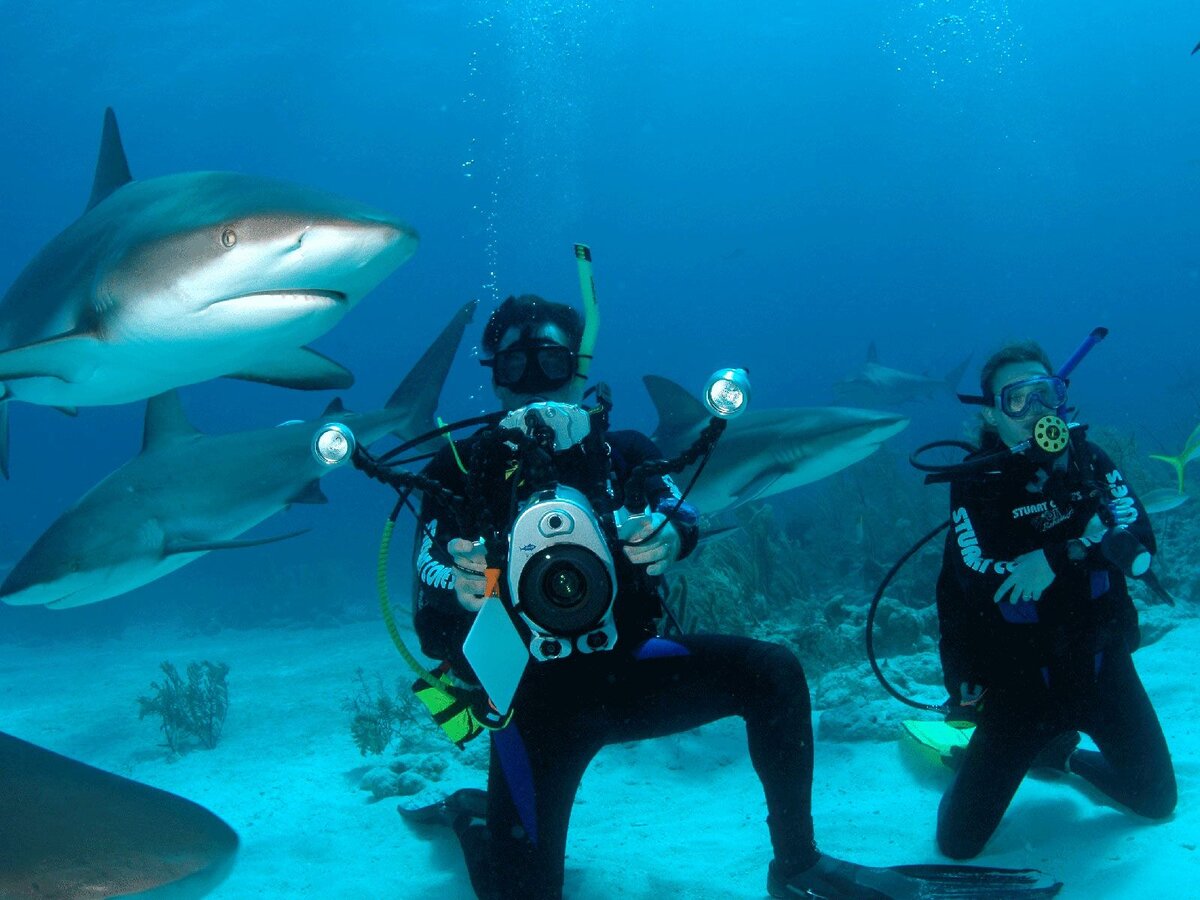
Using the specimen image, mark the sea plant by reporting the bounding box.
[137,660,230,755]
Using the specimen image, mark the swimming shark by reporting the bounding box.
[833,343,971,407]
[0,107,419,477]
[0,302,473,609]
[645,375,909,516]
[0,730,238,898]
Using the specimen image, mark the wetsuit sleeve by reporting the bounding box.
[613,430,701,559]
[935,534,994,698]
[1045,443,1156,572]
[946,476,1023,599]
[412,451,475,663]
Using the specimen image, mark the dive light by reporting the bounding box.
[704,368,751,419]
[312,422,356,467]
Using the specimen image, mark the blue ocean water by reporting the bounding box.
[0,0,1196,657]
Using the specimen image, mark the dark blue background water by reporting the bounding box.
[2,1,1198,633]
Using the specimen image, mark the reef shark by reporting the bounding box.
[833,343,971,407]
[645,375,909,516]
[0,108,419,477]
[0,302,473,609]
[0,730,238,898]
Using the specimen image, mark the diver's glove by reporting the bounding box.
[448,538,488,612]
[767,854,1062,899]
[993,549,1055,604]
[620,512,682,576]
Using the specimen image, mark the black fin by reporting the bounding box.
[398,788,488,827]
[86,108,133,212]
[322,397,347,416]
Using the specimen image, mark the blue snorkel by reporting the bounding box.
[1054,326,1108,417]
[1056,326,1108,381]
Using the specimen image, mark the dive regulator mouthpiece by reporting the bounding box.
[312,422,357,467]
[704,368,751,419]
[1033,415,1069,454]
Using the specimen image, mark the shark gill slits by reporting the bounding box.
[220,228,237,249]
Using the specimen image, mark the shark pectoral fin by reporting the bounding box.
[165,529,310,556]
[52,406,79,417]
[0,332,103,384]
[289,481,328,505]
[225,346,354,391]
[732,470,785,505]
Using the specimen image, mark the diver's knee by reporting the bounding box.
[1137,779,1177,820]
[936,792,988,860]
[757,640,807,686]
[936,823,986,861]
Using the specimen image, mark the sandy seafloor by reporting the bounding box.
[2,615,1197,899]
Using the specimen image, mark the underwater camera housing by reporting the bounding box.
[494,402,618,661]
[507,484,618,661]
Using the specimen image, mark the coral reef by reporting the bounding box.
[137,660,229,755]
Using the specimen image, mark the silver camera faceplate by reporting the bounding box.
[506,485,618,661]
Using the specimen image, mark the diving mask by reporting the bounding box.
[481,340,577,393]
[996,375,1067,418]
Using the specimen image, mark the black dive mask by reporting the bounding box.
[482,340,577,393]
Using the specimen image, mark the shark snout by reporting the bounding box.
[281,218,417,302]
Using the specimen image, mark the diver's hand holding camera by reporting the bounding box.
[620,511,682,576]
[448,538,488,611]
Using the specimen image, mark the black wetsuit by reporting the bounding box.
[414,425,818,898]
[935,431,1176,859]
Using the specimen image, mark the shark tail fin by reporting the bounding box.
[0,394,8,480]
[384,300,478,440]
[1149,453,1188,494]
[944,353,974,391]
[87,108,133,213]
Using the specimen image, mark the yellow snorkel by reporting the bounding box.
[574,243,599,385]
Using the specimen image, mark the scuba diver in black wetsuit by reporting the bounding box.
[411,293,827,898]
[934,340,1177,860]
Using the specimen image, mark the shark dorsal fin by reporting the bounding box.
[86,108,133,213]
[643,375,709,441]
[142,391,200,453]
[867,341,879,364]
[322,397,346,416]
[384,300,477,426]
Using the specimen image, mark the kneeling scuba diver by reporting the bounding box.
[867,328,1176,858]
[868,326,1169,717]
[314,247,1062,898]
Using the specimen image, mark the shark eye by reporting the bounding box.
[221,228,237,249]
